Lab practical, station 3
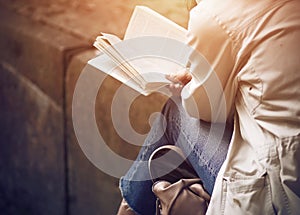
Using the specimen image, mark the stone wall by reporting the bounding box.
[0,1,188,214]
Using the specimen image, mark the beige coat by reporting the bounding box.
[182,0,300,214]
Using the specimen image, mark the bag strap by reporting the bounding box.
[148,145,199,183]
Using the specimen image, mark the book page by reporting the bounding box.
[88,54,173,96]
[124,6,187,41]
[123,6,189,81]
[100,33,122,45]
[94,34,147,88]
[92,6,191,95]
[98,32,188,86]
[88,54,148,95]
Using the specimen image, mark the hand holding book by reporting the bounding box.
[89,6,190,96]
[166,69,192,97]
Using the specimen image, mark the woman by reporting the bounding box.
[118,0,300,214]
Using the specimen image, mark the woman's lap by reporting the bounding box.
[119,97,232,215]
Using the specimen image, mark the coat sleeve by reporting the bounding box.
[181,5,236,123]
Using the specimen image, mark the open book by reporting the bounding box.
[89,6,189,96]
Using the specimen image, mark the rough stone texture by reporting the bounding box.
[0,6,89,106]
[66,50,168,214]
[2,0,189,41]
[0,0,188,214]
[0,5,88,215]
[66,50,119,215]
[0,62,65,215]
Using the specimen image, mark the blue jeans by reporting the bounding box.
[119,97,232,215]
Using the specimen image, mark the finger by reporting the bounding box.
[165,74,178,82]
[167,83,183,97]
[169,82,183,89]
[166,68,190,82]
[170,70,192,84]
[176,72,192,85]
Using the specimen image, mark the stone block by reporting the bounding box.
[66,50,168,214]
[0,1,187,214]
[0,7,89,106]
[66,50,124,215]
[0,0,189,42]
[0,63,65,215]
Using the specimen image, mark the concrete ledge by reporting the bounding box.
[0,6,89,215]
[0,62,65,214]
[0,1,188,214]
[0,6,89,106]
[66,50,169,214]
